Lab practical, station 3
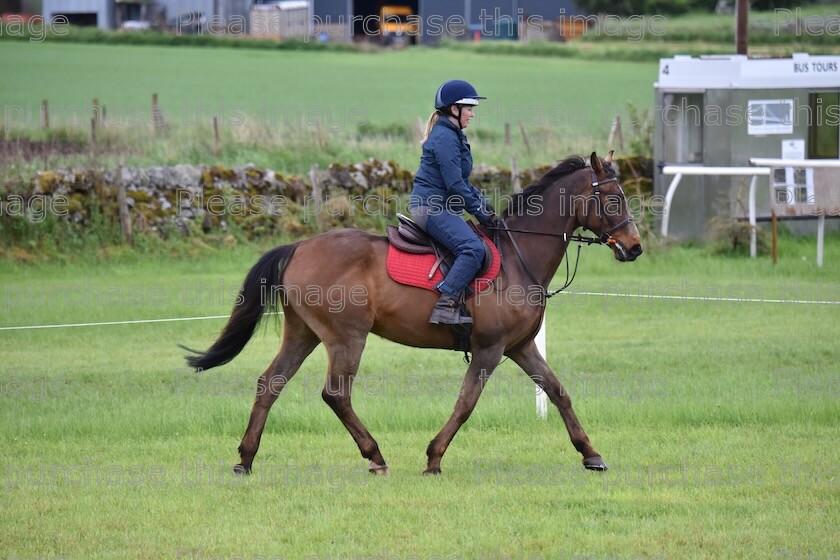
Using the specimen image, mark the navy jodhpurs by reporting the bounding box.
[418,210,485,297]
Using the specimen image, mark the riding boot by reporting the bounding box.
[429,292,472,325]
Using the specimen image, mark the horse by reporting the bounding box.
[183,151,643,476]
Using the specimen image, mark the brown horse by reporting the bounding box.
[183,151,642,475]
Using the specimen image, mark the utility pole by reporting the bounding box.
[736,0,748,55]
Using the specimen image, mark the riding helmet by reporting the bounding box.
[434,80,486,110]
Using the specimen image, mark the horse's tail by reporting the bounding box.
[181,243,299,371]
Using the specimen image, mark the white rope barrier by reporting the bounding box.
[2,291,837,334]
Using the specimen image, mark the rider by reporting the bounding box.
[409,80,499,326]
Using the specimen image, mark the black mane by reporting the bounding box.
[503,155,588,217]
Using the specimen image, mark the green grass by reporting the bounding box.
[1,233,838,559]
[0,42,656,127]
[0,41,657,180]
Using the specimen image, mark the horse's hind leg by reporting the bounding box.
[507,340,606,471]
[320,337,389,474]
[235,313,320,474]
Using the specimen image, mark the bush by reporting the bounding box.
[707,216,769,256]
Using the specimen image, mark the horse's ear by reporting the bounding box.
[605,150,614,165]
[590,151,604,174]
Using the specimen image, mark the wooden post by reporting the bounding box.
[771,210,778,265]
[152,93,165,132]
[607,115,624,151]
[511,157,521,193]
[519,122,532,155]
[817,213,825,268]
[212,116,220,157]
[505,123,511,146]
[90,117,97,147]
[117,174,133,246]
[41,99,49,129]
[736,0,749,55]
[316,117,325,150]
[309,163,323,229]
[93,98,100,127]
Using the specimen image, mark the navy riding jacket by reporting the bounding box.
[410,117,492,224]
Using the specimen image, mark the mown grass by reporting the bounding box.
[1,21,838,559]
[0,232,838,559]
[0,40,656,185]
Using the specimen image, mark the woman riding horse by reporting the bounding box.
[410,80,500,326]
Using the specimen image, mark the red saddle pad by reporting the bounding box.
[386,230,501,298]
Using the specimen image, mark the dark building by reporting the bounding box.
[41,0,583,37]
[313,0,584,43]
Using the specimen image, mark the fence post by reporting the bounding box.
[212,116,220,157]
[316,117,325,150]
[511,157,521,193]
[607,115,624,151]
[41,99,49,129]
[505,122,511,146]
[93,98,100,128]
[519,122,532,155]
[309,163,323,230]
[152,93,165,132]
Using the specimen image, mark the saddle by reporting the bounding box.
[385,214,501,361]
[385,213,494,282]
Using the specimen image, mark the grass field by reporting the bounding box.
[1,233,838,559]
[1,24,839,559]
[0,41,657,177]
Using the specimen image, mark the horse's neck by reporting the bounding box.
[504,183,580,288]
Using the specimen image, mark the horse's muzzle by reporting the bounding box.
[613,243,643,262]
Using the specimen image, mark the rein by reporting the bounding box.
[485,170,635,301]
[486,222,585,301]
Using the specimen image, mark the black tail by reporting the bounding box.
[181,243,299,371]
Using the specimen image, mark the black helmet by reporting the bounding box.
[434,80,485,110]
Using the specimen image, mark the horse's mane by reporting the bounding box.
[503,155,589,217]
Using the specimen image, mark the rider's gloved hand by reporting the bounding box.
[482,213,503,229]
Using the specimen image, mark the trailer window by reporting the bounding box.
[662,93,703,164]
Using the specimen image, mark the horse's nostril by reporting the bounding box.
[630,244,643,258]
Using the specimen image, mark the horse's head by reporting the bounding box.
[577,151,643,262]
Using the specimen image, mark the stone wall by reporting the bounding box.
[25,157,652,239]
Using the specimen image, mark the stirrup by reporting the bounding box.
[429,293,472,325]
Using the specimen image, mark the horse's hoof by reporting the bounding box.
[422,467,441,476]
[583,456,608,471]
[233,463,251,475]
[368,462,389,476]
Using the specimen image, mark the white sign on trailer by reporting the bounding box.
[656,54,840,90]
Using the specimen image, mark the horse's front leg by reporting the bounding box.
[507,339,607,471]
[424,344,505,475]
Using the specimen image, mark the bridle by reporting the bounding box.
[486,167,635,301]
[588,169,634,246]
